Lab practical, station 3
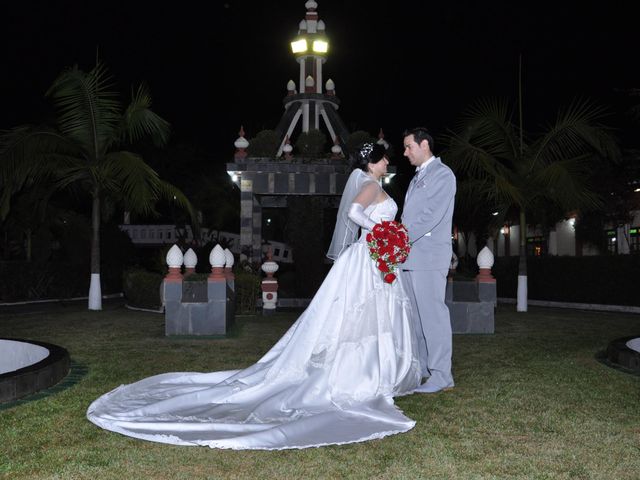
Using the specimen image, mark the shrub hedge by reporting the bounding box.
[123,268,164,310]
[493,255,640,306]
[234,270,261,314]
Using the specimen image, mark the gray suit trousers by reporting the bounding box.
[403,269,453,387]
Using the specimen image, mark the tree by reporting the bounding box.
[444,97,618,311]
[0,61,193,310]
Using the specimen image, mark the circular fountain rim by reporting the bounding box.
[0,337,70,404]
[0,339,50,375]
[603,334,640,375]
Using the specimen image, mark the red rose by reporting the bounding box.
[384,273,396,283]
[366,233,373,243]
[377,259,390,272]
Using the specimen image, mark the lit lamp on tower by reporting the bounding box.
[277,1,346,157]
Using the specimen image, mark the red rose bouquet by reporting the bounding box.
[366,220,411,284]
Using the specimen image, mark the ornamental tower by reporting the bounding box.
[275,0,349,156]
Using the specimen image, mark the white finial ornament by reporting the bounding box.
[282,136,293,159]
[317,20,325,31]
[209,244,226,268]
[305,0,318,11]
[261,249,279,277]
[299,19,307,32]
[166,244,184,268]
[287,79,296,94]
[234,126,249,149]
[377,128,389,149]
[183,248,198,269]
[325,78,335,93]
[224,248,235,268]
[234,126,249,160]
[331,137,342,158]
[477,246,495,269]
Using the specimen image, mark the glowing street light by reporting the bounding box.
[290,39,308,54]
[290,35,329,56]
[312,40,328,53]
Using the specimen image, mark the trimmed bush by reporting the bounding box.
[234,270,261,314]
[493,255,640,306]
[123,268,164,310]
[247,130,280,157]
[294,129,327,157]
[0,260,89,302]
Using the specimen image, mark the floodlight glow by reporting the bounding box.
[492,211,499,216]
[291,39,308,53]
[635,187,640,192]
[312,40,328,53]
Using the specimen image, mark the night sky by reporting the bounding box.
[2,1,639,161]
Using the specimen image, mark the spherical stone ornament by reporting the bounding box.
[224,248,235,268]
[305,0,318,10]
[209,244,226,268]
[331,143,342,154]
[261,261,279,276]
[166,244,184,268]
[283,143,293,153]
[183,248,198,269]
[477,246,495,269]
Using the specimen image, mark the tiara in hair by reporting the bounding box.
[359,143,374,159]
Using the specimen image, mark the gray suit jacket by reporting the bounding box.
[401,157,456,271]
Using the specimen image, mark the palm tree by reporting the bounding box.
[444,97,619,311]
[0,61,193,310]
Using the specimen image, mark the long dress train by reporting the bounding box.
[87,197,421,450]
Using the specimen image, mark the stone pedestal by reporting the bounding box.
[446,279,495,334]
[163,278,234,336]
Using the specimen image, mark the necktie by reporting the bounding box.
[405,169,421,203]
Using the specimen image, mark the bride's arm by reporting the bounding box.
[347,181,380,230]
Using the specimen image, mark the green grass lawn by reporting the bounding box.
[1,303,639,479]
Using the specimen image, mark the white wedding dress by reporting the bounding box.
[87,197,421,450]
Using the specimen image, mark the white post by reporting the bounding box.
[88,274,102,310]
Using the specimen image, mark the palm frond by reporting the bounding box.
[120,83,171,148]
[0,126,81,219]
[46,61,122,160]
[457,98,521,160]
[530,99,619,170]
[532,157,603,211]
[101,151,194,221]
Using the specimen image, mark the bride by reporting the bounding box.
[87,143,421,450]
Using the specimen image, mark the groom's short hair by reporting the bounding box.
[404,127,434,151]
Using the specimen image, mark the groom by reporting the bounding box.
[401,127,456,393]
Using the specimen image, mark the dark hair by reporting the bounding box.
[403,127,434,151]
[350,142,388,171]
